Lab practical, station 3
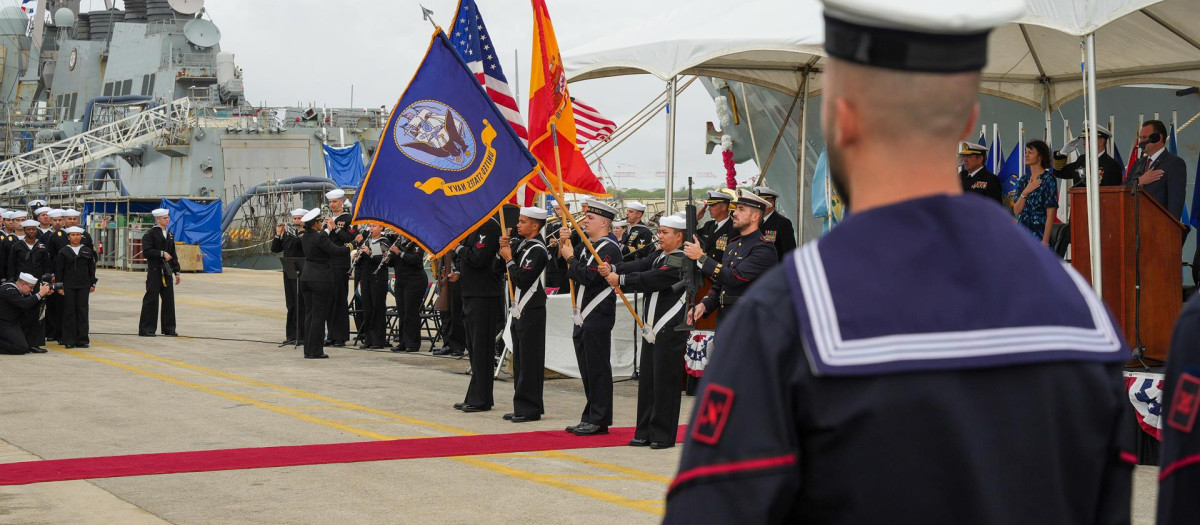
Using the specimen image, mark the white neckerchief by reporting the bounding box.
[70,245,83,255]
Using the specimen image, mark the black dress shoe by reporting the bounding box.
[27,347,48,354]
[449,349,465,357]
[628,438,650,447]
[138,332,156,337]
[405,347,420,353]
[391,346,405,352]
[453,402,466,410]
[369,345,386,350]
[304,354,329,359]
[565,422,585,433]
[649,441,675,450]
[63,344,75,349]
[431,347,452,356]
[323,338,335,345]
[503,413,515,420]
[359,344,372,349]
[570,423,608,436]
[282,339,297,345]
[460,404,491,413]
[78,344,89,348]
[510,414,540,423]
[330,341,345,347]
[162,332,178,337]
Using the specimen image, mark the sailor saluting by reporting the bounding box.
[664,1,1135,523]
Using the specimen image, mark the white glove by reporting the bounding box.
[1058,137,1083,156]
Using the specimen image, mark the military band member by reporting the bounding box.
[272,209,308,344]
[0,273,52,355]
[696,190,734,262]
[753,186,797,260]
[54,226,96,349]
[138,209,181,337]
[543,204,568,292]
[355,224,391,349]
[612,220,627,247]
[621,202,655,262]
[499,206,550,423]
[431,254,467,357]
[452,215,504,413]
[683,190,777,326]
[957,141,1003,202]
[389,233,428,353]
[601,214,688,449]
[560,200,624,436]
[298,208,350,359]
[323,188,358,347]
[665,2,1133,522]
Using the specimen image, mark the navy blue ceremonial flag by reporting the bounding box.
[353,29,538,257]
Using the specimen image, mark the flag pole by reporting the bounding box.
[497,208,516,303]
[551,122,578,315]
[537,166,647,331]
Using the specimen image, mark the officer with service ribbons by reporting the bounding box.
[683,189,777,326]
[499,206,550,423]
[620,201,654,262]
[753,186,797,260]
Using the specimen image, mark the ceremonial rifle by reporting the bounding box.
[676,177,698,332]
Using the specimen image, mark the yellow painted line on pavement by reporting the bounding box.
[59,341,670,515]
[95,289,287,319]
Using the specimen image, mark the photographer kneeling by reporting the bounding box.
[0,273,53,355]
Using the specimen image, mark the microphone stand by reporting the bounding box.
[1128,148,1161,369]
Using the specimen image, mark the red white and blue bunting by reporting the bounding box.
[1124,371,1164,440]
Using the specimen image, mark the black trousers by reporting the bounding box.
[45,292,60,340]
[511,305,546,417]
[325,273,350,343]
[301,280,333,358]
[283,275,305,342]
[60,287,90,346]
[572,316,615,426]
[359,276,388,347]
[634,328,687,444]
[462,295,502,408]
[138,268,176,335]
[441,280,466,351]
[394,276,427,350]
[0,323,29,354]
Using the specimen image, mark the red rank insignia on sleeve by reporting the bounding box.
[692,383,734,445]
[1168,373,1200,434]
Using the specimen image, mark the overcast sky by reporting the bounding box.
[84,0,727,190]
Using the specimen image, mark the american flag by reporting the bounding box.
[572,97,616,148]
[449,0,537,206]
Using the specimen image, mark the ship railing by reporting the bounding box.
[0,98,192,195]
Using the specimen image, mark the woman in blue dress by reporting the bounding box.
[1013,139,1059,244]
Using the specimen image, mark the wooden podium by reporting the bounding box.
[1069,186,1185,361]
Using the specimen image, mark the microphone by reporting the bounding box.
[1138,133,1162,148]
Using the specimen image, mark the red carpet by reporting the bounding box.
[0,426,686,486]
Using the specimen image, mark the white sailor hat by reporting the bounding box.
[519,206,549,221]
[821,0,1023,73]
[659,214,687,230]
[34,206,52,216]
[958,141,988,155]
[706,190,733,204]
[586,200,619,220]
[64,209,81,217]
[301,208,322,223]
[12,211,27,218]
[20,219,39,228]
[1080,122,1113,139]
[735,189,771,211]
[151,208,169,218]
[27,199,46,207]
[612,219,629,228]
[290,208,308,217]
[49,209,66,218]
[65,226,85,234]
[753,186,781,199]
[18,273,37,285]
[325,189,346,200]
[625,201,646,212]
[1,211,12,219]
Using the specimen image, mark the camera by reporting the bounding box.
[40,273,63,291]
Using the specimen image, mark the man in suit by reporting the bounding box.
[1054,123,1125,188]
[1127,119,1188,221]
[754,186,798,260]
[138,208,181,337]
[958,141,1003,203]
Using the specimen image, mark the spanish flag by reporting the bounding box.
[528,0,607,196]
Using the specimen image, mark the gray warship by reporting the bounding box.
[0,0,386,270]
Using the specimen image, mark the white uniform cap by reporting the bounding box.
[586,200,620,220]
[12,211,27,218]
[151,208,170,218]
[1080,122,1113,139]
[659,215,687,230]
[27,199,46,207]
[301,208,322,222]
[735,189,771,211]
[625,202,646,212]
[20,219,39,228]
[2,211,12,219]
[64,209,82,218]
[65,226,85,234]
[325,189,346,200]
[18,273,37,285]
[519,206,549,220]
[612,220,629,228]
[291,208,308,217]
[34,206,52,216]
[753,186,781,198]
[49,209,66,218]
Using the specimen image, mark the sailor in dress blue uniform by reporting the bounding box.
[1158,295,1200,523]
[664,2,1135,523]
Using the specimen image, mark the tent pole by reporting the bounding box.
[665,76,678,213]
[1084,33,1103,297]
[740,82,763,177]
[796,70,809,246]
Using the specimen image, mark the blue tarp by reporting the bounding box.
[323,142,367,188]
[160,198,223,273]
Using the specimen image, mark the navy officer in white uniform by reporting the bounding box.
[664,1,1135,523]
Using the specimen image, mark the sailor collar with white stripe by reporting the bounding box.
[783,195,1127,377]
